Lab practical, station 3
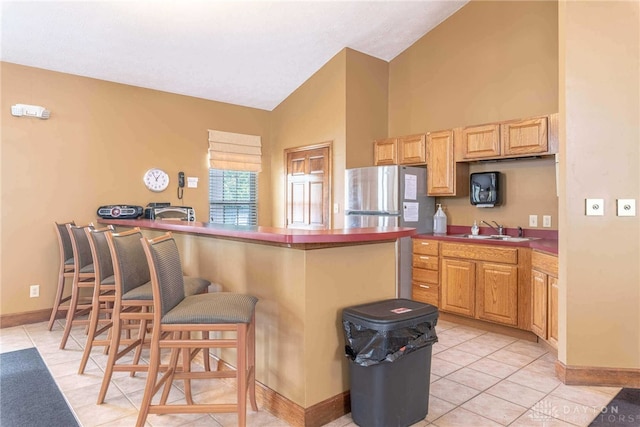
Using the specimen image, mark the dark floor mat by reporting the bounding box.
[589,388,640,426]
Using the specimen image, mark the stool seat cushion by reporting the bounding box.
[122,276,212,300]
[184,276,210,296]
[101,275,115,285]
[123,282,153,301]
[79,263,95,274]
[65,257,74,265]
[162,292,257,325]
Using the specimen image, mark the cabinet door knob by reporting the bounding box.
[419,285,430,289]
[421,242,430,246]
[420,256,429,260]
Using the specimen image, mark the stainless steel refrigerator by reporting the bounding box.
[345,165,435,299]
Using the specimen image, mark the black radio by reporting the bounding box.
[97,205,144,219]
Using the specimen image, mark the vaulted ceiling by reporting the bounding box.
[1,1,468,111]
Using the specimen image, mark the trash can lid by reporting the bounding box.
[343,298,438,331]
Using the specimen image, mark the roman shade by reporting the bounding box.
[208,130,262,172]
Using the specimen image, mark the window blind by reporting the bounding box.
[209,169,257,226]
[208,129,262,172]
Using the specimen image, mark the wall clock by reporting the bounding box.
[143,168,170,192]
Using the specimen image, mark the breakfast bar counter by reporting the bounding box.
[98,218,416,426]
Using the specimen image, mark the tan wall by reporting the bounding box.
[345,49,389,170]
[0,62,271,316]
[270,50,347,228]
[558,1,640,369]
[388,0,559,228]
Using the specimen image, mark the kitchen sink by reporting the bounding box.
[451,234,540,242]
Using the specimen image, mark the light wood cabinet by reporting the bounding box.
[501,117,548,156]
[398,134,427,165]
[441,258,475,316]
[412,239,439,307]
[374,134,426,165]
[440,242,520,327]
[548,276,559,348]
[426,130,469,196]
[373,138,397,165]
[531,250,558,349]
[477,262,518,326]
[461,124,501,159]
[461,114,556,161]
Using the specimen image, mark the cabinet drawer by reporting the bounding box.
[412,282,439,306]
[441,242,518,264]
[532,250,558,276]
[413,239,439,256]
[413,254,438,270]
[412,267,438,284]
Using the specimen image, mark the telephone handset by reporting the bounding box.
[177,171,185,199]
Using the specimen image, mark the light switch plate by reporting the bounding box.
[187,177,198,188]
[543,215,552,227]
[617,199,636,216]
[586,198,604,216]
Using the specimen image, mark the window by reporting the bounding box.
[209,169,257,226]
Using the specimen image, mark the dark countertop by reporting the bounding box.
[414,225,558,255]
[97,218,417,248]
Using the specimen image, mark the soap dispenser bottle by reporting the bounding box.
[471,220,479,236]
[433,204,447,235]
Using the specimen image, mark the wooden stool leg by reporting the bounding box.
[98,307,123,404]
[136,334,162,427]
[160,334,182,405]
[130,314,149,377]
[237,323,248,427]
[78,286,103,374]
[59,278,81,349]
[248,318,258,411]
[48,269,68,331]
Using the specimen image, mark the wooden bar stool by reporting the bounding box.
[97,228,212,404]
[136,232,258,427]
[78,225,116,374]
[59,224,97,349]
[48,221,76,331]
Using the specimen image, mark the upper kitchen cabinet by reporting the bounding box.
[373,137,398,165]
[398,134,427,165]
[426,129,469,196]
[374,134,426,166]
[461,124,501,159]
[460,114,558,161]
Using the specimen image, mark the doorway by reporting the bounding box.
[285,143,332,229]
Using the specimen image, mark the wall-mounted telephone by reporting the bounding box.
[177,171,185,199]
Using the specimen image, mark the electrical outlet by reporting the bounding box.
[529,215,538,227]
[29,284,39,298]
[586,198,604,216]
[543,215,552,228]
[617,199,636,217]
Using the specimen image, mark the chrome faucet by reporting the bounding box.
[481,220,504,235]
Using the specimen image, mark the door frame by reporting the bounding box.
[283,141,333,229]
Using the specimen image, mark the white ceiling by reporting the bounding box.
[1,0,468,111]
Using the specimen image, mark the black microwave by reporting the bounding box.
[144,206,195,221]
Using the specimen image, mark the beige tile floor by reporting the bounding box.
[0,318,620,426]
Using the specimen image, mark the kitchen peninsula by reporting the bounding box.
[98,218,416,427]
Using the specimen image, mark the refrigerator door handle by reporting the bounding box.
[345,211,399,216]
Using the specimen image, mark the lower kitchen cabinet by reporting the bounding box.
[531,251,558,348]
[476,262,518,326]
[441,258,475,316]
[412,239,439,306]
[440,242,520,327]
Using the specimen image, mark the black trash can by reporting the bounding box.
[343,298,438,427]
